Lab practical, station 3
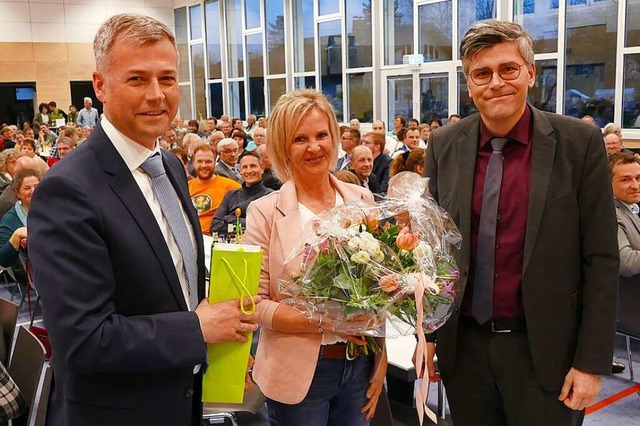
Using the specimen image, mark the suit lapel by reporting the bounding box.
[90,127,189,311]
[615,199,640,236]
[523,109,556,274]
[275,182,303,262]
[457,117,479,277]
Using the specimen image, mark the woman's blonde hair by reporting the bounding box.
[267,89,339,183]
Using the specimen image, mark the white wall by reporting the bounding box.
[0,0,175,43]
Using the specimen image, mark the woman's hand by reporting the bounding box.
[9,227,27,251]
[361,345,387,420]
[244,355,255,392]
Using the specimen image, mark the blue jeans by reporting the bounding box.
[266,355,372,426]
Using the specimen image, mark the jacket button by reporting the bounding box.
[185,389,194,399]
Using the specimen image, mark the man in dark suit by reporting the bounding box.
[28,14,258,426]
[349,145,381,194]
[363,131,391,193]
[422,21,618,425]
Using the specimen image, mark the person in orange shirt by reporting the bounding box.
[188,144,241,235]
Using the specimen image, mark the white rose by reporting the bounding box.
[351,250,371,264]
[372,249,385,263]
[348,236,364,251]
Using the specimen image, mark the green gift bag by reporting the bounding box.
[202,242,262,403]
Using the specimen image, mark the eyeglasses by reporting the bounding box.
[468,62,527,86]
[221,149,239,155]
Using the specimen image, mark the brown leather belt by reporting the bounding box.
[319,343,353,359]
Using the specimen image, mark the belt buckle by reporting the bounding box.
[491,320,512,333]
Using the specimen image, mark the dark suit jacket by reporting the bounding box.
[425,107,619,392]
[372,153,392,193]
[349,169,381,194]
[29,123,207,426]
[214,162,242,184]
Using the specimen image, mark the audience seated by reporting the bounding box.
[363,132,391,193]
[47,137,75,167]
[256,145,281,191]
[390,147,426,177]
[0,156,47,219]
[188,144,241,235]
[0,150,18,192]
[348,145,380,194]
[215,139,243,184]
[392,127,420,158]
[336,128,361,170]
[210,151,272,236]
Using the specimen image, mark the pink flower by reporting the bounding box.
[379,275,399,293]
[396,226,420,251]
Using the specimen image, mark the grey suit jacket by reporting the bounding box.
[614,198,640,277]
[425,107,619,391]
[214,162,243,184]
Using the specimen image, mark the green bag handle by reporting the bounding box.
[220,257,256,315]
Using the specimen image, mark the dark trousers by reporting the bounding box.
[441,321,585,426]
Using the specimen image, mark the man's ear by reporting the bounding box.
[93,71,106,103]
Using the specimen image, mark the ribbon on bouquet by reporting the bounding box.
[413,274,437,425]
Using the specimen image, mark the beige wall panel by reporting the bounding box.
[67,43,93,62]
[33,43,69,62]
[68,62,94,80]
[35,61,69,81]
[34,80,71,107]
[0,62,36,82]
[1,43,34,62]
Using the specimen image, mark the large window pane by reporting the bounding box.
[209,83,223,119]
[245,0,261,29]
[623,54,640,128]
[205,1,222,79]
[292,0,315,73]
[458,69,477,117]
[226,0,244,78]
[514,0,558,53]
[189,5,202,40]
[384,0,413,65]
[564,0,617,126]
[529,59,557,113]
[247,34,265,117]
[319,20,343,122]
[175,8,190,83]
[346,0,372,68]
[626,0,640,47]
[459,0,495,43]
[319,0,339,15]
[419,75,448,124]
[180,85,193,120]
[348,72,373,122]
[387,76,412,125]
[268,78,287,113]
[229,81,246,119]
[191,44,206,120]
[295,76,316,90]
[419,1,452,62]
[266,0,286,75]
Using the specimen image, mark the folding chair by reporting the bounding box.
[202,386,265,426]
[7,326,47,426]
[0,297,19,365]
[617,275,640,381]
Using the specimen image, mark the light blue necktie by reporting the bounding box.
[140,153,199,311]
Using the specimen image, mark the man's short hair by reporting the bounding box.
[217,138,238,152]
[56,136,75,148]
[22,138,36,151]
[608,152,640,177]
[408,118,419,126]
[239,150,261,164]
[48,101,57,108]
[93,14,176,72]
[364,132,385,152]
[394,115,407,126]
[83,97,92,104]
[348,128,361,143]
[603,122,621,137]
[192,143,215,159]
[460,20,535,75]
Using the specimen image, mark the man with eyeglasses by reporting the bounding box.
[214,138,243,184]
[422,20,618,426]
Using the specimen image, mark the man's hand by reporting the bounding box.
[558,367,601,410]
[412,342,438,382]
[195,296,260,344]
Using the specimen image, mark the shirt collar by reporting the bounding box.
[479,104,532,149]
[619,199,640,214]
[101,116,160,172]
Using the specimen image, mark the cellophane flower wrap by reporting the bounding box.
[279,172,462,350]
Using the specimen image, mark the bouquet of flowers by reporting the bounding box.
[279,172,462,354]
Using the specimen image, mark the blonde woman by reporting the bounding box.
[244,89,387,425]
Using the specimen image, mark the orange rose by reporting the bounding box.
[396,226,420,251]
[235,208,242,217]
[379,275,399,293]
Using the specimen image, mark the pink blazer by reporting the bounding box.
[244,174,376,404]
